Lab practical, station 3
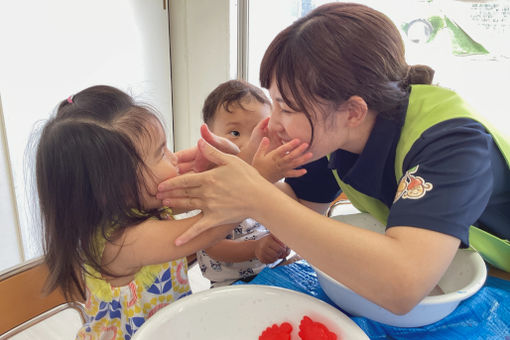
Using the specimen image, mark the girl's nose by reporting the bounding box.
[169,150,178,166]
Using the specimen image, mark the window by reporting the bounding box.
[0,0,173,271]
[247,0,510,135]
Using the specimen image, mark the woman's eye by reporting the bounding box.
[281,107,295,114]
[229,130,240,137]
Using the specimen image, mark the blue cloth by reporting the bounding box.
[234,260,510,339]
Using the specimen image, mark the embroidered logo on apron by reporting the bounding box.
[394,165,433,203]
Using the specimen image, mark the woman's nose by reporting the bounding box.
[268,116,282,134]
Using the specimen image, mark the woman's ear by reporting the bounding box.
[343,96,368,127]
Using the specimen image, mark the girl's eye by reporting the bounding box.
[229,130,240,137]
[162,147,170,158]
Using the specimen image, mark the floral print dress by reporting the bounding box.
[76,210,191,340]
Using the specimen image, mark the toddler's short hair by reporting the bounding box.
[202,79,271,125]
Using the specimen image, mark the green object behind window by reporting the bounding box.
[402,15,489,56]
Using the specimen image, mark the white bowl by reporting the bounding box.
[132,285,369,340]
[314,213,487,327]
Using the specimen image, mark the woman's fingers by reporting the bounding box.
[162,197,203,211]
[158,171,203,192]
[175,214,224,246]
[159,140,235,192]
[200,124,240,155]
[175,147,199,174]
[178,162,195,174]
[158,186,202,200]
[175,147,198,163]
[197,138,237,166]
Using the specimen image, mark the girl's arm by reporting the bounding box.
[102,213,237,276]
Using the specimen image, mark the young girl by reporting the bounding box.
[35,85,237,339]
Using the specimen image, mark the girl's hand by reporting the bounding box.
[253,137,313,183]
[175,124,240,173]
[254,234,290,264]
[157,138,274,245]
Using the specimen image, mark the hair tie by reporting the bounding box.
[67,95,74,104]
[401,66,411,89]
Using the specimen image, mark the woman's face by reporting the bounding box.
[268,81,344,162]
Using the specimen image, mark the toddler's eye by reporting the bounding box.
[229,130,240,137]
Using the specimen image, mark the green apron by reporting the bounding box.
[330,85,510,271]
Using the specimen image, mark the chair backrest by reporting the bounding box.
[0,257,86,338]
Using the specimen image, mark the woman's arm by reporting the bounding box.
[275,181,331,215]
[158,139,462,314]
[250,188,460,315]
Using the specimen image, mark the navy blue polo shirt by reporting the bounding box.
[286,114,510,246]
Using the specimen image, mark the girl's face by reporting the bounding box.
[268,81,345,162]
[139,122,179,210]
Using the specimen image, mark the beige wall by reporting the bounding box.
[169,0,234,151]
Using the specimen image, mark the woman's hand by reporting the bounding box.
[253,137,312,183]
[175,124,240,173]
[158,138,274,245]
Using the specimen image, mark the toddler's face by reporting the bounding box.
[138,122,179,210]
[209,98,270,150]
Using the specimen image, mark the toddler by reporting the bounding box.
[197,80,300,287]
[35,85,235,339]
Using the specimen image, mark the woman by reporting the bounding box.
[158,2,510,314]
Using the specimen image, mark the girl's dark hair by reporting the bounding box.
[202,79,271,125]
[260,2,434,131]
[36,85,164,300]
